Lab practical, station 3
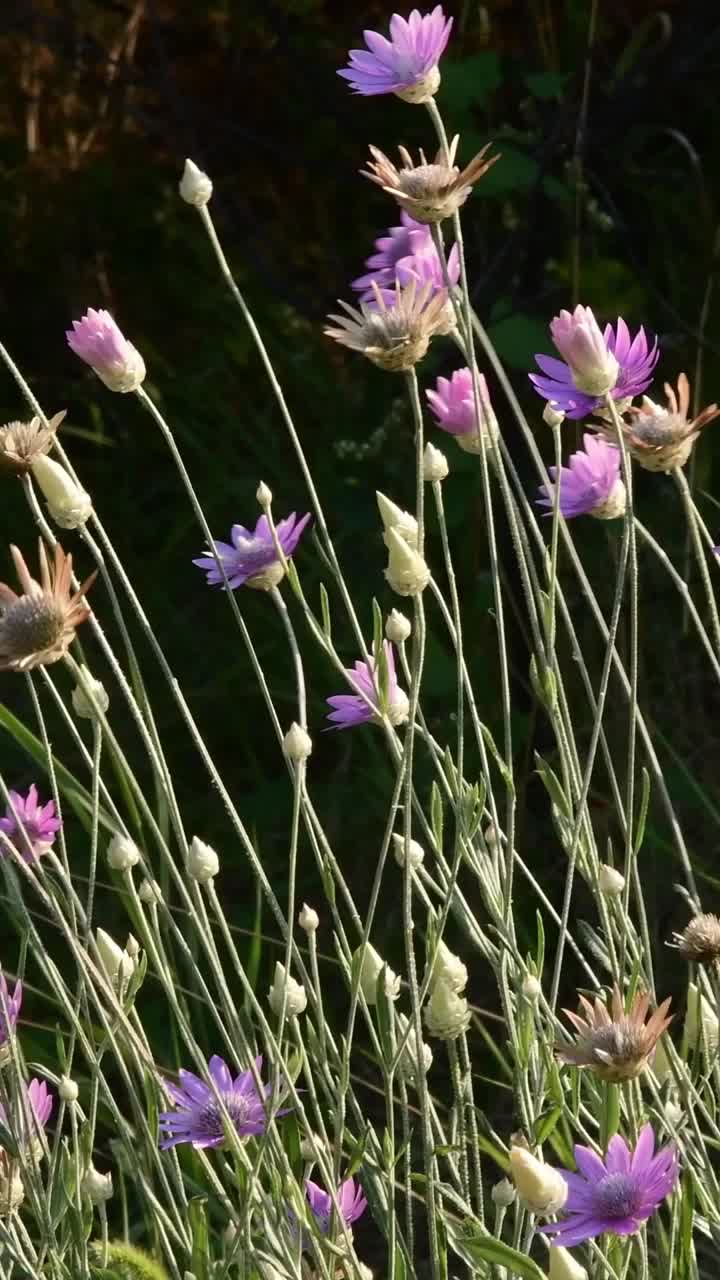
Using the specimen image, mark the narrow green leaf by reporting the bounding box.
[319,583,332,641]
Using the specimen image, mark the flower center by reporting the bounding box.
[197,1091,253,1139]
[594,1172,643,1220]
[1,597,65,656]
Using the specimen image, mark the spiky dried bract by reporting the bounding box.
[362,137,499,224]
[0,541,96,672]
[325,279,447,372]
[0,412,65,474]
[557,986,673,1082]
[672,913,720,965]
[615,373,720,472]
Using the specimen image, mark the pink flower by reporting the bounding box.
[0,784,62,862]
[338,7,453,104]
[66,309,146,393]
[326,642,409,729]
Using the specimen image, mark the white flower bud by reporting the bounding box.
[107,833,140,872]
[491,1177,516,1208]
[385,608,412,644]
[542,401,566,429]
[685,982,719,1054]
[283,722,313,762]
[356,942,401,1005]
[663,1098,684,1129]
[392,833,424,869]
[548,1245,588,1280]
[298,903,319,933]
[95,928,138,987]
[179,158,213,207]
[509,1146,568,1214]
[522,974,542,1002]
[396,1012,433,1084]
[429,940,468,994]
[71,665,109,721]
[384,527,430,596]
[268,961,307,1017]
[59,1075,79,1103]
[187,836,220,883]
[598,864,625,897]
[224,1221,238,1247]
[376,491,419,548]
[139,878,162,904]
[125,934,140,959]
[423,977,471,1040]
[483,821,501,850]
[82,1164,113,1204]
[31,454,92,529]
[423,442,449,482]
[256,480,273,509]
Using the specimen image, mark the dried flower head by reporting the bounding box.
[556,986,672,1082]
[0,411,65,474]
[325,279,448,372]
[615,373,720,472]
[672,913,720,965]
[0,541,96,672]
[363,137,498,224]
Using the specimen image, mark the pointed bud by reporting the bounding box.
[522,974,542,1002]
[187,836,219,883]
[107,833,140,872]
[392,833,424,869]
[429,940,467,994]
[31,455,92,529]
[384,527,430,596]
[95,929,138,987]
[509,1146,567,1214]
[298,903,319,933]
[356,942,401,1005]
[179,159,213,207]
[385,608,412,644]
[423,977,470,1040]
[663,1098,684,1129]
[543,402,566,429]
[283,722,313,762]
[256,480,273,509]
[139,878,162,904]
[59,1075,79,1103]
[598,864,625,897]
[82,1165,113,1203]
[376,491,419,548]
[548,1245,588,1280]
[268,961,307,1017]
[71,665,109,721]
[491,1177,516,1208]
[423,442,448,482]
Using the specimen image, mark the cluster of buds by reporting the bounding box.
[423,938,470,1040]
[376,490,430,596]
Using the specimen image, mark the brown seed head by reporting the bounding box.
[673,913,720,965]
[325,278,449,373]
[0,540,96,672]
[0,412,66,475]
[602,374,720,473]
[362,137,500,224]
[556,985,673,1082]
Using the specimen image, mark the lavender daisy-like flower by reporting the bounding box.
[0,1078,54,1153]
[193,513,310,592]
[0,785,62,863]
[542,1125,678,1248]
[426,368,499,454]
[159,1054,279,1150]
[530,316,658,420]
[326,641,409,729]
[355,231,460,319]
[352,212,432,295]
[338,7,453,104]
[304,1176,367,1237]
[66,309,146,393]
[537,434,625,521]
[0,975,22,1062]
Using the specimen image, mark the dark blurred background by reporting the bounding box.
[2,0,720,1176]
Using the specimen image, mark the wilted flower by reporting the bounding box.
[541,1125,677,1247]
[385,608,412,644]
[283,722,313,762]
[326,641,409,729]
[426,368,499,454]
[0,975,22,1063]
[509,1145,568,1214]
[193,512,310,592]
[66,309,146,393]
[0,541,95,672]
[0,411,65,474]
[530,317,658,419]
[556,986,672,1082]
[325,279,449,373]
[396,1011,433,1084]
[356,942,401,1005]
[685,982,719,1053]
[159,1055,281,1150]
[31,455,92,529]
[672,912,720,965]
[376,492,418,548]
[614,373,720,472]
[423,977,471,1040]
[268,962,307,1017]
[82,1165,113,1204]
[106,832,139,872]
[0,784,61,862]
[303,1175,367,1237]
[179,158,212,207]
[598,864,625,897]
[536,434,625,521]
[71,665,109,720]
[338,7,453,103]
[384,527,431,596]
[363,137,498,224]
[548,1245,588,1280]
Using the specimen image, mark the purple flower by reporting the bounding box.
[159,1054,281,1150]
[542,1124,678,1248]
[193,512,311,592]
[0,785,62,863]
[66,309,146,393]
[537,433,625,520]
[305,1175,367,1235]
[353,215,459,310]
[0,1078,54,1146]
[0,974,22,1052]
[326,641,409,730]
[338,7,453,103]
[426,369,498,454]
[530,317,659,420]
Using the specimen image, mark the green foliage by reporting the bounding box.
[89,1242,170,1280]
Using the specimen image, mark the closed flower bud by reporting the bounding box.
[385,609,412,644]
[598,864,625,897]
[543,402,566,429]
[663,1098,684,1129]
[522,974,542,1002]
[107,833,140,872]
[685,982,719,1053]
[491,1177,516,1208]
[384,527,430,596]
[483,821,501,850]
[550,306,619,398]
[283,722,313,762]
[392,833,424,869]
[82,1165,113,1204]
[31,455,92,529]
[423,977,471,1040]
[256,480,273,509]
[376,491,419,548]
[71,665,109,720]
[396,1011,433,1084]
[423,442,449,482]
[548,1245,588,1280]
[509,1146,568,1214]
[298,903,319,933]
[429,940,468,994]
[187,836,220,883]
[268,962,307,1017]
[356,942,401,1005]
[179,158,213,207]
[125,934,140,959]
[66,309,146,394]
[139,878,162,904]
[59,1075,79,1103]
[95,929,138,988]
